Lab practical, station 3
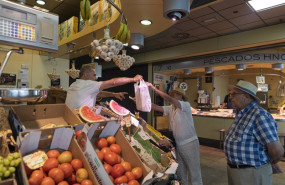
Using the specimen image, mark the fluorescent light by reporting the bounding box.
[236,64,246,71]
[131,45,140,50]
[140,20,152,26]
[247,0,285,11]
[36,0,46,5]
[272,63,284,70]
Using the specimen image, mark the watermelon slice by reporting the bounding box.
[109,100,130,116]
[79,105,104,123]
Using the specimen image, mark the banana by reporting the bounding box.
[146,124,165,138]
[85,0,91,20]
[115,23,124,40]
[80,0,91,21]
[119,23,128,43]
[90,49,98,58]
[124,29,131,43]
[80,0,86,20]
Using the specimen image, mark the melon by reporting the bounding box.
[109,100,130,116]
[79,105,104,123]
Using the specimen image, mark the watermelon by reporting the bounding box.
[79,105,104,122]
[109,100,130,116]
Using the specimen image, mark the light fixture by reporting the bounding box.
[184,69,191,75]
[247,0,285,11]
[236,64,246,71]
[129,33,144,50]
[205,67,214,74]
[140,20,152,26]
[202,17,217,23]
[272,63,284,70]
[163,0,190,21]
[36,0,45,5]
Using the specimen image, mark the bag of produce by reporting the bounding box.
[134,79,151,112]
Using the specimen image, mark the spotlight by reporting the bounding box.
[272,63,284,70]
[36,0,45,5]
[140,20,152,26]
[163,0,190,21]
[205,67,214,73]
[236,64,246,71]
[129,33,144,50]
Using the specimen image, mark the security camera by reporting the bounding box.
[163,0,190,21]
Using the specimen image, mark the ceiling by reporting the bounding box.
[8,0,285,55]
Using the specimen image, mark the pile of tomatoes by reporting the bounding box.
[26,149,93,185]
[96,136,143,185]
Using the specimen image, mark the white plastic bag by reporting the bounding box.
[134,79,152,112]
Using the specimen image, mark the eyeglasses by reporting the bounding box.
[229,93,245,97]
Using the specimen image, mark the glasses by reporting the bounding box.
[229,93,245,97]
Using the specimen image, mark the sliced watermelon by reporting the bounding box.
[79,105,104,123]
[109,100,130,116]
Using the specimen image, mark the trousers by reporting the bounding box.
[176,139,203,185]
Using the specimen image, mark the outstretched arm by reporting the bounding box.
[146,82,181,109]
[99,75,142,91]
[97,91,128,101]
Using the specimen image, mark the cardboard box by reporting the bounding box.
[88,1,102,26]
[18,127,99,185]
[82,121,151,185]
[9,104,83,138]
[67,16,78,38]
[0,179,17,185]
[79,14,86,32]
[59,21,67,40]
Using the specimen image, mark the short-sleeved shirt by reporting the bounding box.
[65,79,102,109]
[163,101,198,146]
[224,94,233,109]
[224,101,279,167]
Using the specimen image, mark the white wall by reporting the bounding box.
[0,47,70,90]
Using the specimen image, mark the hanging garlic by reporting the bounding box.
[113,50,135,71]
[65,61,80,79]
[47,68,60,81]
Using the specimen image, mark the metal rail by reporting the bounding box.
[0,48,24,76]
[106,0,127,25]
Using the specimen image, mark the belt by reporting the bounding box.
[227,163,254,169]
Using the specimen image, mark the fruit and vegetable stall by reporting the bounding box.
[0,100,179,185]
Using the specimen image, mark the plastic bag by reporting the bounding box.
[134,79,152,112]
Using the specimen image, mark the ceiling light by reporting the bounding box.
[184,69,191,75]
[129,33,144,50]
[202,17,217,23]
[236,64,246,71]
[205,67,214,74]
[272,63,284,70]
[247,0,285,11]
[140,20,152,25]
[163,0,190,21]
[36,0,45,5]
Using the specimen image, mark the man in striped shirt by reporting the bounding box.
[224,80,284,185]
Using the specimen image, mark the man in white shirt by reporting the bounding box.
[146,82,203,185]
[65,63,142,109]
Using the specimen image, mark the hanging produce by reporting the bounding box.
[115,23,131,44]
[47,68,60,81]
[113,50,135,71]
[65,61,80,79]
[80,0,91,21]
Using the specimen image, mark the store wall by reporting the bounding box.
[0,48,70,90]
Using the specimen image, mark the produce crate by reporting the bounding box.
[17,127,99,185]
[0,179,17,185]
[82,121,151,185]
[9,104,83,138]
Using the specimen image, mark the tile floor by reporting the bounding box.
[196,145,285,185]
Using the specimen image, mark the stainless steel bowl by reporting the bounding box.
[0,88,48,103]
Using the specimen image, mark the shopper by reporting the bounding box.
[146,82,203,185]
[65,63,142,109]
[224,80,284,185]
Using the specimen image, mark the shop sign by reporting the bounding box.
[154,74,164,82]
[154,53,285,72]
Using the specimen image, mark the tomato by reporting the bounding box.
[76,168,89,183]
[111,164,125,178]
[43,158,59,172]
[71,159,83,171]
[121,161,131,172]
[66,173,76,185]
[104,163,113,174]
[57,181,69,185]
[30,170,44,182]
[101,147,111,155]
[81,179,93,185]
[59,163,73,178]
[128,179,140,185]
[47,150,60,158]
[58,151,72,164]
[114,175,128,185]
[75,129,82,139]
[117,155,122,163]
[96,151,104,162]
[41,177,55,185]
[107,136,116,145]
[104,152,118,165]
[48,168,64,183]
[28,177,41,185]
[131,167,142,179]
[110,144,122,155]
[125,171,135,181]
[96,138,108,149]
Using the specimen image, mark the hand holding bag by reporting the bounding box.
[134,79,152,112]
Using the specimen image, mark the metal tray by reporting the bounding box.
[0,88,48,103]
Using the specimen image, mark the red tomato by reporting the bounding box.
[75,129,82,139]
[104,163,113,174]
[128,179,140,185]
[59,163,73,178]
[71,159,83,171]
[47,150,60,158]
[111,164,125,178]
[107,136,116,145]
[57,181,69,185]
[117,155,122,164]
[28,177,41,185]
[30,170,44,182]
[81,179,93,185]
[101,147,111,155]
[121,161,131,172]
[104,152,118,165]
[43,158,59,172]
[41,177,55,185]
[125,171,135,181]
[96,151,104,162]
[66,173,76,185]
[96,138,108,149]
[110,144,122,155]
[48,168,64,183]
[131,167,142,179]
[114,175,128,185]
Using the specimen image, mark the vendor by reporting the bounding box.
[221,90,233,109]
[65,63,142,109]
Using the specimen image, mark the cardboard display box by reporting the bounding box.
[67,16,78,38]
[82,121,151,185]
[0,179,16,185]
[9,104,83,138]
[17,127,99,185]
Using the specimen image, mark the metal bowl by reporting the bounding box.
[0,88,48,103]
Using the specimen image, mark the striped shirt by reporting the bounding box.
[224,101,279,167]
